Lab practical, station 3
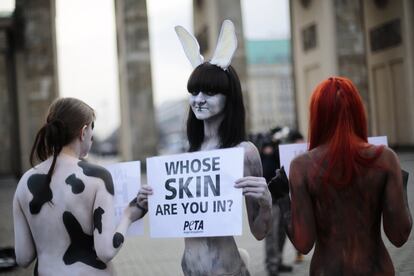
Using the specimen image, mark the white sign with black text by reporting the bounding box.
[105,161,143,236]
[146,148,244,238]
[279,136,388,177]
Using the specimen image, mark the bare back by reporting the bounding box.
[13,154,122,276]
[288,145,412,275]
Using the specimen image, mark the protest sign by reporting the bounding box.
[105,161,143,236]
[146,148,244,238]
[279,136,388,177]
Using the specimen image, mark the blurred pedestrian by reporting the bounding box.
[260,136,292,276]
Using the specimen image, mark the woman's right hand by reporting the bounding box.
[137,185,153,210]
[125,185,153,222]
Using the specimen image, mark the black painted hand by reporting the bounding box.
[402,169,409,191]
[268,166,290,202]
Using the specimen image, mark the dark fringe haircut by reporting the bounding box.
[187,63,245,151]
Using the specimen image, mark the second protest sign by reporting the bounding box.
[146,148,244,238]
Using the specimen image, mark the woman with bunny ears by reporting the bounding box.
[137,20,272,275]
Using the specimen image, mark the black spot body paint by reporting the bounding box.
[112,232,124,249]
[78,161,114,195]
[27,174,53,214]
[62,211,106,269]
[129,198,137,207]
[65,174,85,194]
[93,207,105,234]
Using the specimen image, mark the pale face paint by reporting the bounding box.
[189,92,226,121]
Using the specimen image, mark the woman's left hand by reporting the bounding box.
[234,176,272,207]
[125,185,153,222]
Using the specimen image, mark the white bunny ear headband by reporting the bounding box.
[175,19,238,70]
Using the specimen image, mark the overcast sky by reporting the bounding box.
[0,0,290,139]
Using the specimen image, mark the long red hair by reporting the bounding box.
[308,77,379,187]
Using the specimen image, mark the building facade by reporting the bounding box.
[291,0,414,146]
[246,39,295,134]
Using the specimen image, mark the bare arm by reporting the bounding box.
[235,142,272,240]
[288,156,316,253]
[382,148,412,247]
[92,168,145,263]
[276,155,316,254]
[13,185,36,267]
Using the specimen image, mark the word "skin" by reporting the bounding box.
[165,175,220,199]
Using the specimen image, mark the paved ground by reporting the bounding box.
[1,151,413,276]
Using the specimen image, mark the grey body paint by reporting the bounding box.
[182,237,250,276]
[182,92,253,275]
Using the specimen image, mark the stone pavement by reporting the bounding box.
[1,151,413,276]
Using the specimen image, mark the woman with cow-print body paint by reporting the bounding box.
[137,20,272,276]
[13,98,145,276]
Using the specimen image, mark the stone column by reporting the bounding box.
[192,0,250,131]
[114,0,157,162]
[0,15,20,176]
[14,0,59,171]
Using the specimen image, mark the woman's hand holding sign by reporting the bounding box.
[235,142,272,240]
[234,176,271,207]
[235,175,272,240]
[127,185,153,221]
[137,185,153,209]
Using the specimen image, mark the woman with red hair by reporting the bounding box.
[271,77,412,275]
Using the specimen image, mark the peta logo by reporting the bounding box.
[183,220,204,232]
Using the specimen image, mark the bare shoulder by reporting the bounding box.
[237,141,262,177]
[15,162,49,197]
[288,151,313,187]
[376,146,400,171]
[291,151,311,170]
[238,141,260,160]
[15,169,33,198]
[77,160,114,195]
[378,146,398,161]
[77,160,111,175]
